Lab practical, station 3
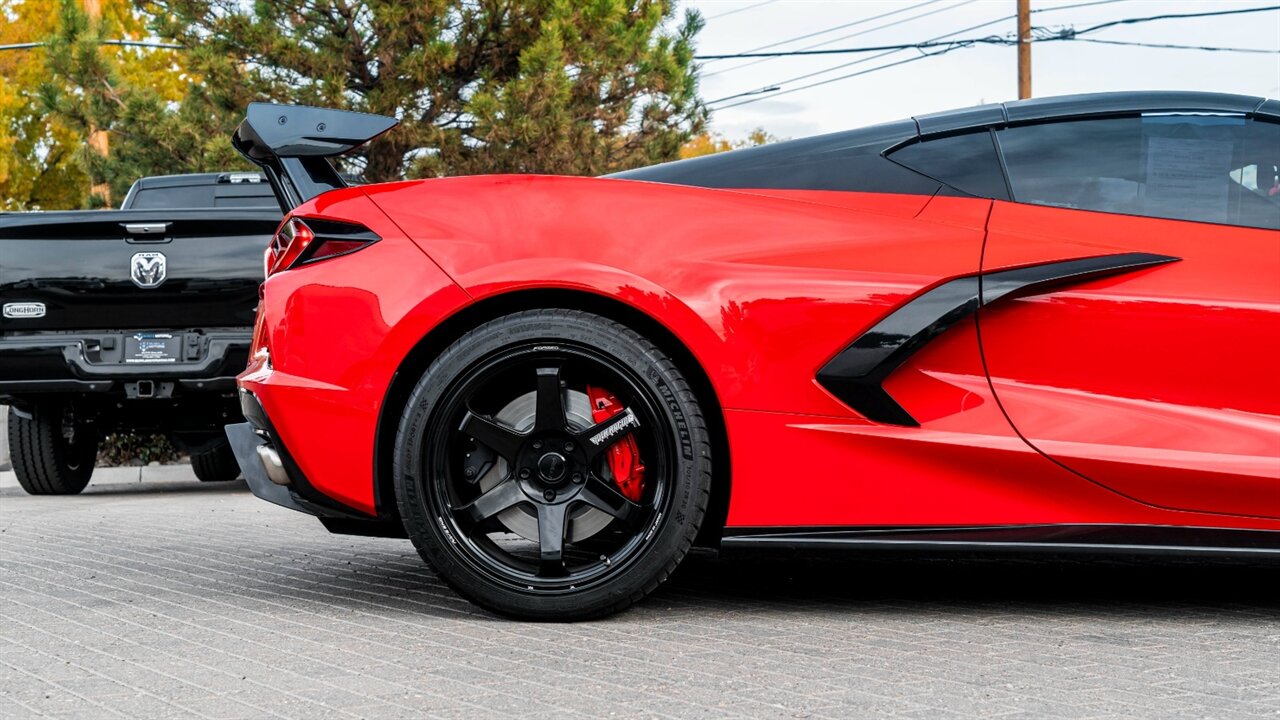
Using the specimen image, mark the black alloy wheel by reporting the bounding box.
[394,309,712,620]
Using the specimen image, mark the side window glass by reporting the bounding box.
[997,115,1279,230]
[887,131,1010,200]
[1229,119,1279,229]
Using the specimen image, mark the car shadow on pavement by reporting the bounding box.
[84,479,251,496]
[238,545,1280,622]
[0,479,250,498]
[648,550,1280,617]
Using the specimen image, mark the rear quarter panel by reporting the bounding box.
[244,189,469,514]
[365,177,1280,532]
[364,175,985,418]
[253,177,1280,531]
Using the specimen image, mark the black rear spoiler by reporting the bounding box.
[232,103,398,212]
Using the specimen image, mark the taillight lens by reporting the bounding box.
[265,218,379,277]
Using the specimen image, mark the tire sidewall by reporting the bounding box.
[394,310,710,620]
[192,441,242,482]
[9,402,96,495]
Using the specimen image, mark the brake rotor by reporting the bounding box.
[476,389,614,543]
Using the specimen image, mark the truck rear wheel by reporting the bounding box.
[8,403,98,496]
[191,441,241,482]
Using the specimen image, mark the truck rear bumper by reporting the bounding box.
[0,329,250,400]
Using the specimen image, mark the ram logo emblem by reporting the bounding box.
[130,252,167,289]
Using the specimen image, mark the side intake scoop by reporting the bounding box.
[816,252,1181,427]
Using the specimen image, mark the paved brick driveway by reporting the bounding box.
[1,469,1277,719]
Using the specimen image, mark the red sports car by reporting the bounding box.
[226,92,1280,619]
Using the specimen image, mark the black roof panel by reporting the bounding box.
[610,92,1274,195]
[910,91,1269,137]
[1001,90,1264,124]
[608,119,933,194]
[914,103,1005,136]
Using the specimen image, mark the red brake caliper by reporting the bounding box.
[586,385,646,502]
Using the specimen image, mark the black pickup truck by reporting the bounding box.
[1,172,281,494]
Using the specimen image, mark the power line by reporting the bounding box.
[699,35,1015,60]
[709,31,1279,111]
[707,3,1280,110]
[704,0,782,21]
[706,12,1019,105]
[701,0,1136,73]
[696,33,1280,60]
[704,0,976,79]
[1075,4,1280,35]
[1030,0,1136,12]
[0,39,182,51]
[702,0,948,70]
[697,5,1280,59]
[1068,37,1280,54]
[713,47,960,111]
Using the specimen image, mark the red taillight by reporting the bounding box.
[269,219,314,276]
[265,218,378,277]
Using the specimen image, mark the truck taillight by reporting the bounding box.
[266,218,379,277]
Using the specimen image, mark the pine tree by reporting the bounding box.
[153,0,706,181]
[27,0,706,204]
[0,0,92,210]
[2,0,219,207]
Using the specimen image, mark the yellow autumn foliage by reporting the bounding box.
[0,0,187,209]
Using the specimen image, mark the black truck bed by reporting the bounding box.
[0,174,280,401]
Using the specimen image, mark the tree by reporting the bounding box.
[679,126,778,159]
[36,0,252,204]
[1,0,201,208]
[167,0,705,180]
[87,0,705,191]
[0,0,90,210]
[10,1,706,204]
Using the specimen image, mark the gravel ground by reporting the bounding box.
[0,467,1277,719]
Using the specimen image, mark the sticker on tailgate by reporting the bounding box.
[126,333,180,363]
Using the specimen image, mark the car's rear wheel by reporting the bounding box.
[8,403,98,496]
[394,309,712,620]
[191,441,241,482]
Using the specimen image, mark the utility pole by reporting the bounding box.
[83,0,111,206]
[1017,0,1032,99]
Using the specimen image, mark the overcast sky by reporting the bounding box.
[685,0,1280,140]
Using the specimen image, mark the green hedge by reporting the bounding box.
[97,433,184,466]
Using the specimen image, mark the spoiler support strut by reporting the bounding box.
[231,103,399,212]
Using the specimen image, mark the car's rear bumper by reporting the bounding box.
[227,390,405,537]
[0,329,250,401]
[226,420,313,514]
[227,389,359,516]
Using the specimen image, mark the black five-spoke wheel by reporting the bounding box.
[456,362,649,577]
[394,309,712,620]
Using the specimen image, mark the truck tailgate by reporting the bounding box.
[1,208,280,331]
